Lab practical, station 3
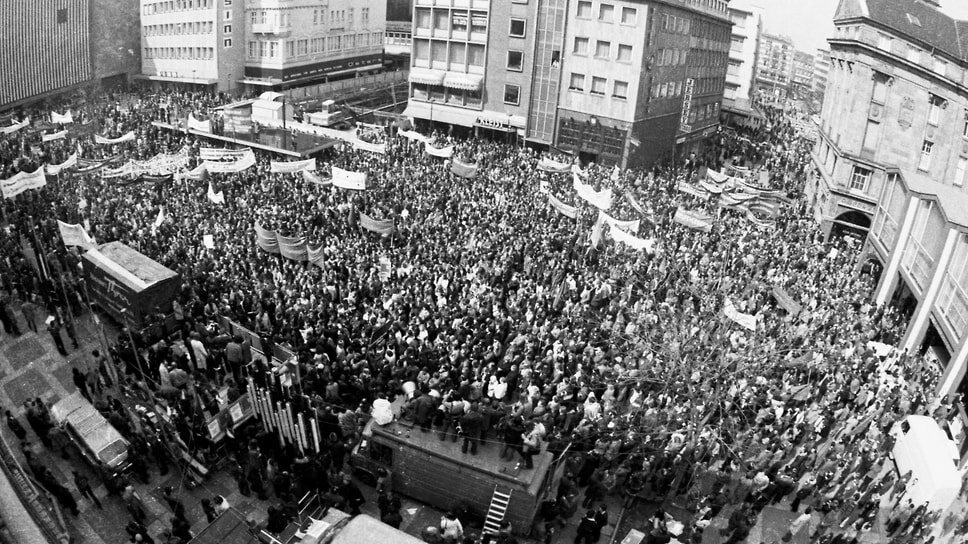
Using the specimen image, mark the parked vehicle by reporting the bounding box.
[50,392,130,476]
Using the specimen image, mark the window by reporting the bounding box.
[433,11,448,30]
[595,40,610,58]
[504,84,521,105]
[224,24,232,33]
[850,166,872,191]
[862,120,881,153]
[507,50,523,71]
[509,18,525,37]
[223,38,232,47]
[248,41,256,57]
[452,10,468,32]
[450,42,466,65]
[577,1,592,18]
[871,73,887,104]
[956,157,967,187]
[613,80,628,99]
[224,9,231,20]
[964,110,968,138]
[569,73,585,91]
[919,140,934,171]
[621,7,637,25]
[616,44,632,62]
[929,95,944,126]
[591,76,606,95]
[573,37,588,55]
[468,44,485,66]
[599,4,614,22]
[416,10,431,29]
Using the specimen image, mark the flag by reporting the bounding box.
[207,181,225,204]
[202,234,215,249]
[153,207,165,229]
[56,220,95,249]
[590,214,604,248]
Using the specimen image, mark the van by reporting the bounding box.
[50,392,130,475]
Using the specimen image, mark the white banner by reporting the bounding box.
[51,111,74,124]
[332,166,367,190]
[1,168,47,199]
[42,130,68,142]
[199,147,249,161]
[204,149,256,173]
[609,226,655,253]
[46,153,78,175]
[95,131,136,145]
[353,139,387,154]
[302,170,331,185]
[57,220,95,249]
[425,142,454,158]
[548,193,578,219]
[188,114,212,133]
[573,172,613,210]
[270,158,316,174]
[399,130,428,143]
[183,163,207,180]
[1,118,29,135]
[102,162,134,179]
[724,299,758,331]
[538,157,571,173]
[207,181,225,204]
[600,211,640,233]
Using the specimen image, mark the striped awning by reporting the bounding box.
[409,68,446,86]
[443,72,483,91]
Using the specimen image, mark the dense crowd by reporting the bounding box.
[0,85,965,544]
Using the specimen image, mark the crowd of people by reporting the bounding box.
[0,84,965,544]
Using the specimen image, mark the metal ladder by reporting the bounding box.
[483,486,512,535]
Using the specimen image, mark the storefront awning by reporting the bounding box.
[443,72,483,91]
[402,100,479,127]
[409,68,446,86]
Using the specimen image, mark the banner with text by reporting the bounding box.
[95,131,135,145]
[270,158,316,174]
[548,193,578,219]
[360,213,395,235]
[332,166,367,190]
[1,168,47,198]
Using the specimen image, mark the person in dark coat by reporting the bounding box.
[47,317,68,356]
[5,409,27,441]
[339,475,365,515]
[575,510,601,544]
[73,471,102,509]
[412,390,437,432]
[460,402,484,455]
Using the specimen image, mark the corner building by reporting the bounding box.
[404,0,730,168]
[814,0,968,462]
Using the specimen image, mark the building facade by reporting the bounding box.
[385,0,413,68]
[722,0,763,126]
[1,0,141,110]
[790,50,814,98]
[404,0,730,168]
[754,32,794,99]
[140,0,245,91]
[242,0,386,89]
[813,48,831,93]
[811,0,968,455]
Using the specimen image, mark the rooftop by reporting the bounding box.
[834,0,968,62]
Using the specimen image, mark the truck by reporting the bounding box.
[50,392,130,477]
[306,100,347,129]
[350,418,564,536]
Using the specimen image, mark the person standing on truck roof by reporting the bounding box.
[440,511,464,543]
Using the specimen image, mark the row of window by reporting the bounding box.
[143,0,225,15]
[144,46,215,60]
[246,33,380,60]
[415,9,489,35]
[575,1,638,25]
[386,32,412,46]
[143,22,216,36]
[413,39,487,68]
[568,73,629,99]
[573,38,633,63]
[411,84,482,108]
[654,47,727,68]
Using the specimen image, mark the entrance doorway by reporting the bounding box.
[890,278,919,323]
[829,210,872,241]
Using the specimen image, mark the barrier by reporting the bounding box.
[0,434,72,544]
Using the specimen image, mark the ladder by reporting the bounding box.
[483,487,512,535]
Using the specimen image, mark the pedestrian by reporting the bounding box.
[5,409,28,441]
[72,367,91,401]
[48,423,72,459]
[201,498,217,523]
[47,316,68,356]
[575,510,601,544]
[782,507,813,542]
[459,402,484,455]
[21,295,40,333]
[73,470,102,509]
[0,297,21,336]
[162,486,187,521]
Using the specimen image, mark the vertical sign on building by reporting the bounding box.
[679,77,695,134]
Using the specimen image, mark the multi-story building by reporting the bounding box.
[140,0,245,92]
[385,0,413,68]
[754,32,794,100]
[1,0,141,110]
[790,50,814,98]
[403,0,730,168]
[813,0,968,449]
[241,0,386,89]
[813,48,831,93]
[722,0,763,126]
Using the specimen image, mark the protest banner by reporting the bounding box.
[548,193,578,219]
[450,159,478,179]
[51,111,74,124]
[724,299,757,331]
[204,149,256,173]
[399,130,427,143]
[200,148,249,161]
[360,213,395,235]
[277,234,309,261]
[425,142,454,158]
[677,182,710,199]
[771,285,802,315]
[600,211,640,233]
[254,224,280,253]
[302,170,332,185]
[332,166,367,190]
[609,225,656,253]
[207,181,225,204]
[47,153,78,176]
[573,172,613,210]
[270,158,316,174]
[1,168,47,198]
[57,220,95,249]
[188,114,211,133]
[1,118,29,135]
[673,208,715,232]
[42,130,68,142]
[95,131,136,144]
[538,157,571,173]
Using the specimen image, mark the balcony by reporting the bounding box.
[251,22,291,35]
